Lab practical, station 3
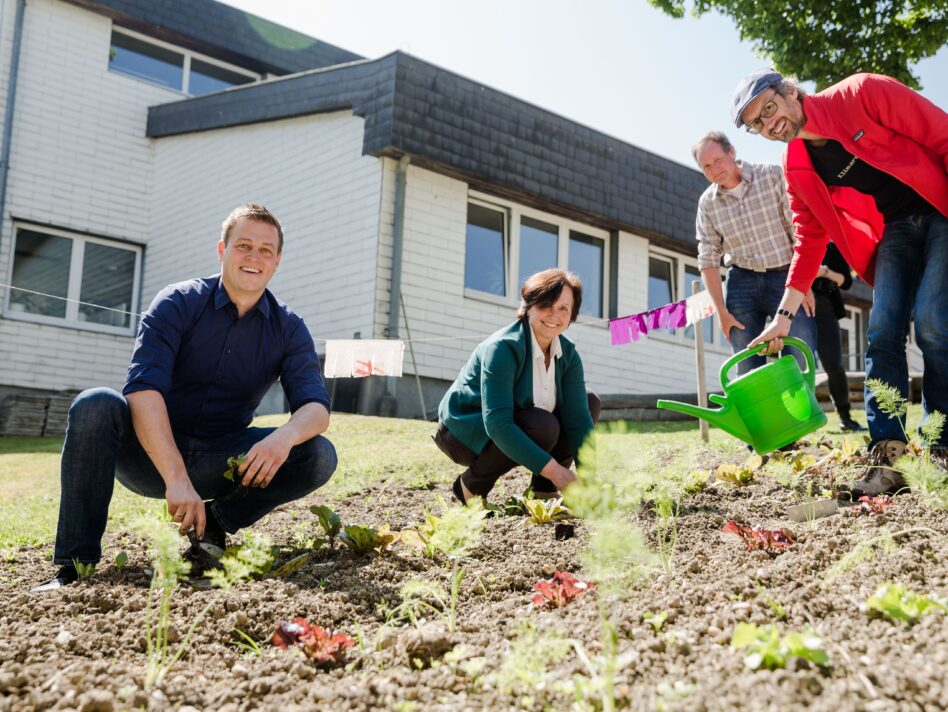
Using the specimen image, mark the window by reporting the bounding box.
[518,216,558,288]
[569,231,604,317]
[463,195,610,317]
[108,28,257,96]
[683,265,713,343]
[648,256,675,314]
[465,203,507,296]
[6,225,142,334]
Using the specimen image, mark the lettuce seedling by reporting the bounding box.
[643,611,667,633]
[222,453,247,482]
[114,551,128,574]
[722,520,794,556]
[863,582,948,623]
[531,571,596,609]
[310,505,342,548]
[523,497,569,525]
[731,622,829,671]
[72,558,95,580]
[715,463,755,486]
[339,525,397,554]
[273,618,355,665]
[851,495,894,515]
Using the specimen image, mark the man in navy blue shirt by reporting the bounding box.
[34,204,336,591]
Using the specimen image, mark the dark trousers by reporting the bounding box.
[814,293,852,417]
[433,392,602,497]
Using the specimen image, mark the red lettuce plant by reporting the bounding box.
[272,618,355,664]
[851,495,894,515]
[531,571,596,609]
[722,520,795,556]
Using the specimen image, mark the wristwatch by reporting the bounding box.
[776,308,794,321]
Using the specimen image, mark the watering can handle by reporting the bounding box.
[720,336,816,391]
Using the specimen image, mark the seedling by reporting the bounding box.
[72,559,95,580]
[310,505,342,548]
[271,552,310,578]
[222,453,247,482]
[272,618,355,665]
[683,469,710,494]
[731,622,829,671]
[523,497,569,525]
[722,520,794,556]
[488,620,571,709]
[231,628,262,655]
[643,611,667,633]
[382,579,448,628]
[531,571,596,609]
[339,525,398,554]
[486,494,530,517]
[863,582,948,623]
[850,495,894,515]
[715,463,755,486]
[114,551,129,574]
[754,580,788,620]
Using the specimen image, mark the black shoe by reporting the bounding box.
[31,565,80,593]
[452,476,467,506]
[839,415,867,432]
[185,525,227,576]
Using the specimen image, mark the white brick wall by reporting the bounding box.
[0,0,180,391]
[149,110,383,346]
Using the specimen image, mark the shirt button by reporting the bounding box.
[226,349,232,354]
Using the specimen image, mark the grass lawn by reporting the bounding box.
[0,408,883,558]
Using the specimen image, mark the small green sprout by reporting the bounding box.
[863,582,948,623]
[310,505,342,548]
[114,551,129,573]
[222,453,248,482]
[72,559,95,580]
[643,611,667,633]
[522,497,569,525]
[731,622,829,671]
[231,628,262,655]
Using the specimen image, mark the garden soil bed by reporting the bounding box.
[2,451,947,711]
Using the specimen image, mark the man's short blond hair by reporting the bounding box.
[220,203,284,253]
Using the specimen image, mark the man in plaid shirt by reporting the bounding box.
[693,131,817,374]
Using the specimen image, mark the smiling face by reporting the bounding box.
[741,87,807,143]
[527,285,574,348]
[697,140,741,189]
[217,217,281,302]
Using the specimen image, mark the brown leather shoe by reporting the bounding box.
[844,440,909,499]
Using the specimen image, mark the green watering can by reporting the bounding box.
[656,337,827,454]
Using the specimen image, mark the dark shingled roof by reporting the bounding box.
[147,52,708,251]
[65,0,362,76]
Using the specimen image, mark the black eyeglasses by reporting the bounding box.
[745,90,779,134]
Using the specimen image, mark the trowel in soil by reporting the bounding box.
[786,498,838,523]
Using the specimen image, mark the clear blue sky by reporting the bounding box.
[226,0,947,171]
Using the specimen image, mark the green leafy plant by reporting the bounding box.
[222,453,247,482]
[72,558,95,580]
[338,525,397,554]
[381,579,449,628]
[643,611,668,633]
[715,462,755,486]
[731,622,829,671]
[653,494,679,575]
[683,469,710,494]
[113,551,128,573]
[863,582,948,623]
[867,379,945,452]
[310,505,342,548]
[523,496,569,525]
[898,456,948,510]
[134,518,273,688]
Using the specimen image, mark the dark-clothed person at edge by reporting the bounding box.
[434,269,600,504]
[34,203,337,592]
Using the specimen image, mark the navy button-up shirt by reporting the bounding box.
[124,275,330,440]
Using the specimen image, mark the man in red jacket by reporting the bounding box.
[731,68,948,496]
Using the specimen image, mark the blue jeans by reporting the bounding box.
[54,388,337,565]
[865,213,948,448]
[725,267,818,375]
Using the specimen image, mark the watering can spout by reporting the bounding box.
[656,395,753,444]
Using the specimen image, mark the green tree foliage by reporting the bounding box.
[647,0,948,89]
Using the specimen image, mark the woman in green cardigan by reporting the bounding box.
[434,269,601,504]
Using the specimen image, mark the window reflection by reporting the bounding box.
[465,204,507,296]
[569,231,603,317]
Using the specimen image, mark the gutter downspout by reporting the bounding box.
[384,154,410,402]
[0,0,26,231]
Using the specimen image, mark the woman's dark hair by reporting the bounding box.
[516,269,583,323]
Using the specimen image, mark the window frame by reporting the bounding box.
[108,26,259,96]
[3,222,144,336]
[464,191,611,320]
[647,246,728,352]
